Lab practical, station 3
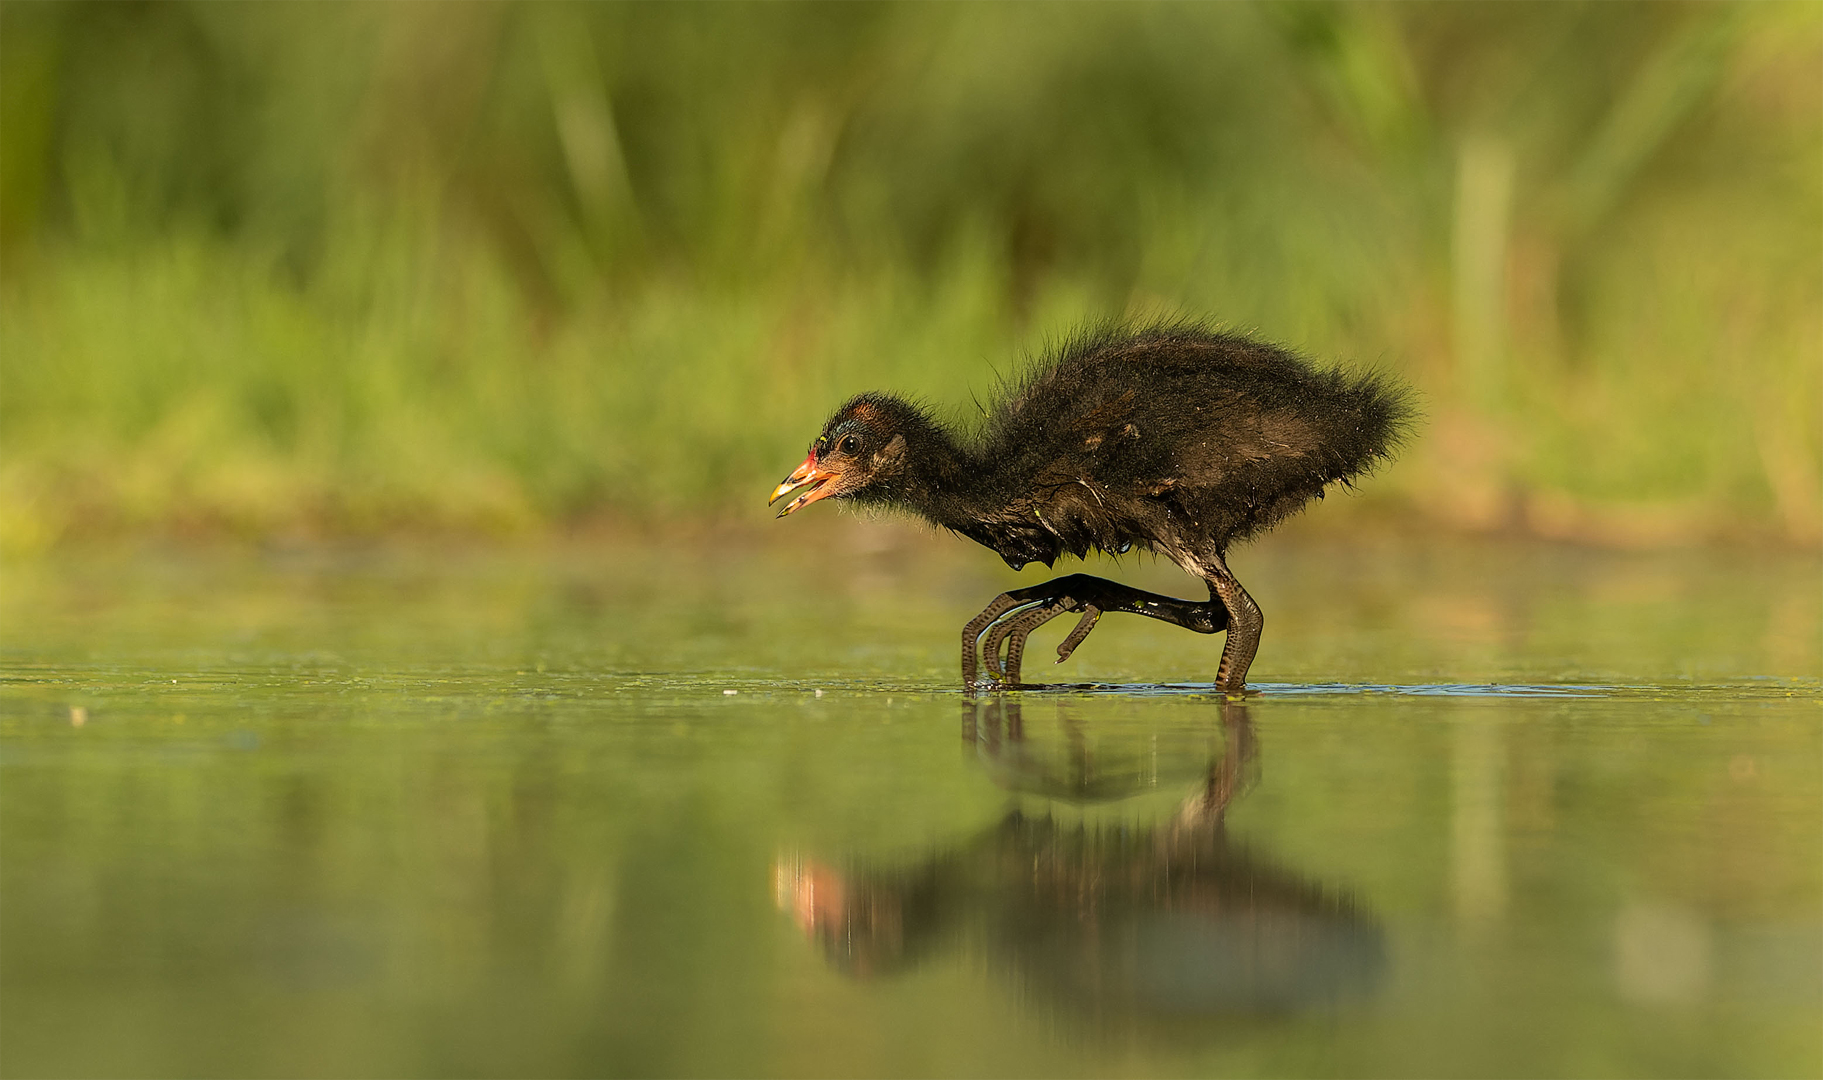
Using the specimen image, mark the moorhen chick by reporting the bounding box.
[769,323,1414,693]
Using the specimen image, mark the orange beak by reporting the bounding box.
[774,854,849,937]
[768,452,841,517]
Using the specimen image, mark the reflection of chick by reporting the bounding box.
[987,811,1381,1017]
[775,852,947,979]
[776,702,1384,1022]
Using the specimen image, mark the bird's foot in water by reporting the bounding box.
[981,599,1100,689]
[961,583,1102,690]
[960,574,1227,691]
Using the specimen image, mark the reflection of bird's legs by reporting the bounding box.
[1177,701,1259,831]
[1058,705,1093,792]
[961,574,1229,690]
[961,695,1024,752]
[1213,700,1259,810]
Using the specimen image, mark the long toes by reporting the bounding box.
[1001,621,1035,685]
[1054,606,1102,663]
[966,595,1035,684]
[982,607,1037,676]
[983,610,1039,679]
[981,609,1026,679]
[986,600,1072,685]
[963,596,1023,647]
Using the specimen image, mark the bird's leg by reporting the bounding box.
[1196,552,1263,696]
[962,574,1228,689]
[982,578,1227,686]
[961,593,1033,689]
[983,599,1080,682]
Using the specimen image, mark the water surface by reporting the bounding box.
[3,525,1819,1077]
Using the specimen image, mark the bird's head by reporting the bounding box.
[768,395,916,517]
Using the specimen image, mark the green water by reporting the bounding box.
[3,525,1819,1077]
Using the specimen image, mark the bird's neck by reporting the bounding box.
[859,418,1000,528]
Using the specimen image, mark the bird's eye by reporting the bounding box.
[838,434,861,455]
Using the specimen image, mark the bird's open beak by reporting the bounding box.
[769,453,841,517]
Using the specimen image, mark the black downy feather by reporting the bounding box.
[810,322,1416,571]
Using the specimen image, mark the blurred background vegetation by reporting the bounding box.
[1,0,1817,552]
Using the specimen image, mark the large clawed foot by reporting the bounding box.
[982,598,1074,685]
[972,597,1104,688]
[962,592,1026,691]
[1055,607,1101,663]
[959,572,1227,692]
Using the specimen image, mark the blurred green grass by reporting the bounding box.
[0,1,1817,551]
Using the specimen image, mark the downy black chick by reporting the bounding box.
[769,323,1415,693]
